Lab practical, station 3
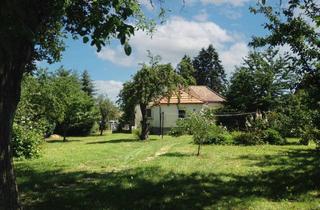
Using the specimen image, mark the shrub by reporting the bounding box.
[206,133,233,145]
[262,128,286,145]
[169,118,193,137]
[132,128,141,140]
[11,123,43,159]
[300,128,320,147]
[233,132,264,145]
[203,125,232,145]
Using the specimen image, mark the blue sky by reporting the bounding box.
[39,0,270,101]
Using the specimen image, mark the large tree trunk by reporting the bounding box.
[0,61,25,210]
[139,104,149,140]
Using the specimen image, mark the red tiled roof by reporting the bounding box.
[188,86,225,103]
[157,86,225,105]
[158,89,204,104]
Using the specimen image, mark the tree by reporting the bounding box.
[117,82,137,133]
[250,0,320,135]
[226,49,295,112]
[250,0,320,77]
[193,44,227,94]
[176,55,196,85]
[96,95,119,135]
[0,1,155,208]
[81,70,95,97]
[52,69,97,140]
[118,60,183,140]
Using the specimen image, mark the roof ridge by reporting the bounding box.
[204,86,226,100]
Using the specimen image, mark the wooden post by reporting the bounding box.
[161,112,164,139]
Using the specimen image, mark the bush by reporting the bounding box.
[206,133,233,145]
[233,132,264,145]
[12,123,43,159]
[203,125,231,145]
[132,128,141,140]
[262,128,286,145]
[300,128,320,147]
[169,118,193,137]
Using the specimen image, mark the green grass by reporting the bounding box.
[15,134,320,210]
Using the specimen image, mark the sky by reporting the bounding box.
[39,0,271,102]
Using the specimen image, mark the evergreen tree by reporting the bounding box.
[192,45,227,94]
[81,70,95,97]
[226,49,295,112]
[176,55,196,85]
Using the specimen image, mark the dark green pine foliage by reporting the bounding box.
[176,55,196,85]
[81,70,95,97]
[192,44,227,94]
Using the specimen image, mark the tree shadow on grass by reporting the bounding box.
[86,138,158,144]
[16,148,320,210]
[46,140,81,143]
[159,152,195,157]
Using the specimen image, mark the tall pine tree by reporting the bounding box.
[176,55,196,85]
[81,70,95,97]
[193,45,227,94]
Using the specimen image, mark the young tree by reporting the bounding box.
[0,1,155,208]
[81,70,95,97]
[96,95,119,135]
[117,82,137,133]
[118,61,183,140]
[226,49,296,112]
[193,44,227,94]
[176,55,196,85]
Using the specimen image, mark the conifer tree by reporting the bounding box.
[176,55,196,85]
[193,45,227,94]
[81,70,95,97]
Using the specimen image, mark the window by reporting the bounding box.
[178,110,186,118]
[146,109,152,118]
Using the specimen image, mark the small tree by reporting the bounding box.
[97,95,119,135]
[173,109,216,155]
[189,112,212,156]
[118,58,184,140]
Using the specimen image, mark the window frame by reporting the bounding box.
[178,109,186,119]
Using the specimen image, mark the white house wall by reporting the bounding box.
[134,103,222,133]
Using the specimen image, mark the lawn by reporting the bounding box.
[15,134,320,210]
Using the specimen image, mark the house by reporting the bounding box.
[134,86,225,134]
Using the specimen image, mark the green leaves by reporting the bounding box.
[83,36,89,44]
[124,42,132,56]
[118,59,184,139]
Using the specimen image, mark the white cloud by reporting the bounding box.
[193,10,209,22]
[221,42,249,74]
[219,8,243,20]
[97,47,134,67]
[200,0,252,7]
[97,16,249,74]
[94,80,123,102]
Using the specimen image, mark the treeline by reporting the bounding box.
[13,68,119,158]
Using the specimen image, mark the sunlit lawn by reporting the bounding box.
[15,133,320,210]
